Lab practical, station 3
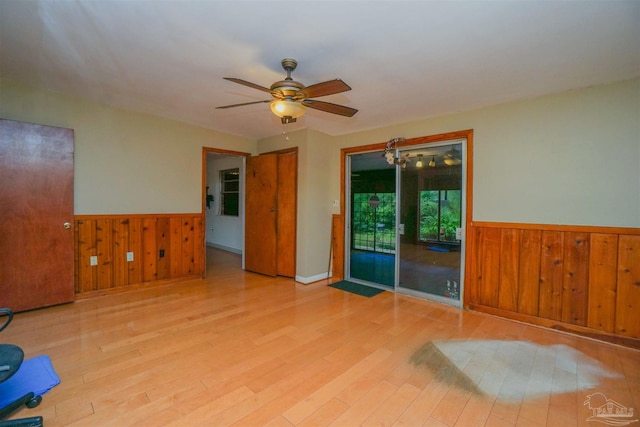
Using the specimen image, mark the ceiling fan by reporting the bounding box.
[216,58,358,124]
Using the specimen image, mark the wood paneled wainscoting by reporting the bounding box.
[466,222,640,347]
[74,214,204,297]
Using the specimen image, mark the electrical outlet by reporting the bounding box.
[90,256,98,266]
[126,252,134,262]
[159,249,165,258]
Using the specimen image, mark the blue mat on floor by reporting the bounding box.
[0,355,60,407]
[427,245,451,252]
[329,280,385,297]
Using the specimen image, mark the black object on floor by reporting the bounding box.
[0,309,44,427]
[329,280,385,297]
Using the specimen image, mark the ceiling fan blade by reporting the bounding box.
[299,79,351,99]
[216,99,271,109]
[302,99,358,117]
[223,77,272,94]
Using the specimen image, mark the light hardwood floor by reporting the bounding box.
[3,248,639,426]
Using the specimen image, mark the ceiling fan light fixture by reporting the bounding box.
[444,157,462,166]
[270,98,306,119]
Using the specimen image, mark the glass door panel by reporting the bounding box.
[347,151,395,288]
[398,143,463,303]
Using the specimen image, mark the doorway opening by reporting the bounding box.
[343,131,472,307]
[202,147,298,280]
[202,147,250,278]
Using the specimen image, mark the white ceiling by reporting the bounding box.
[1,0,638,140]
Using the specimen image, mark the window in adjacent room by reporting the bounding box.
[220,168,239,216]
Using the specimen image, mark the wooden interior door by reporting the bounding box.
[276,152,297,277]
[245,154,278,276]
[0,119,75,312]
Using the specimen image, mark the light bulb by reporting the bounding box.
[270,99,305,119]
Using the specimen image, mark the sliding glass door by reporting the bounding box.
[347,151,395,288]
[397,143,464,304]
[345,138,466,306]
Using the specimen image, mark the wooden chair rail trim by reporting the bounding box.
[471,221,640,235]
[75,213,204,220]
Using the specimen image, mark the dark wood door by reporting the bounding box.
[0,119,75,312]
[245,154,278,276]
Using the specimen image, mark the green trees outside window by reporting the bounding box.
[351,188,460,253]
[419,190,461,242]
[352,192,396,253]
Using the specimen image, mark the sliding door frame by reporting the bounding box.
[339,129,474,306]
[395,139,467,307]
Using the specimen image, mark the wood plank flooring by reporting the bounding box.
[3,248,639,426]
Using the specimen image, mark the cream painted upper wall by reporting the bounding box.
[332,78,640,228]
[298,130,335,279]
[0,79,255,214]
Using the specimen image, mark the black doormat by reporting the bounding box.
[328,280,385,297]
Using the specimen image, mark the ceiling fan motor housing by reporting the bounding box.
[270,58,304,98]
[270,80,305,98]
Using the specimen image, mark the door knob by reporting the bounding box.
[63,222,72,229]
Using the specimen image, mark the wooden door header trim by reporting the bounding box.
[203,147,251,157]
[340,129,474,156]
[262,147,299,155]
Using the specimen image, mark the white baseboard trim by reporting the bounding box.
[296,272,331,284]
[206,242,242,255]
